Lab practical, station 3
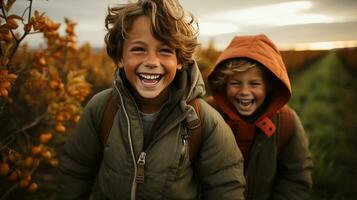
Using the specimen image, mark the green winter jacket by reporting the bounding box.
[207,34,313,200]
[59,62,246,200]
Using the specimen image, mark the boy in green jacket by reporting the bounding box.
[207,34,312,200]
[59,0,245,199]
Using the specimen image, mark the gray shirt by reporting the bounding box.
[139,111,159,147]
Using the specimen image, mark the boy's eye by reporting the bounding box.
[250,82,262,86]
[130,47,145,53]
[160,48,174,55]
[228,81,241,86]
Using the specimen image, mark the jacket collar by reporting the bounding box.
[215,94,276,137]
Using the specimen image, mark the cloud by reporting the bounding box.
[199,22,239,36]
[11,0,357,50]
[201,1,347,28]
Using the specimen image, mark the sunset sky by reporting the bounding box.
[13,0,357,50]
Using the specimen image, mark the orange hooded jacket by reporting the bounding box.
[207,34,312,200]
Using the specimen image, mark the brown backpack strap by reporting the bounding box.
[277,105,294,153]
[100,93,118,145]
[100,96,203,162]
[187,98,203,163]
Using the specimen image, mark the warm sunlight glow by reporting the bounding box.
[200,22,239,36]
[204,1,345,28]
[273,14,336,26]
[279,40,357,51]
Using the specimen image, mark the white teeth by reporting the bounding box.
[139,74,160,80]
[240,99,252,103]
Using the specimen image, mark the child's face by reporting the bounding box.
[226,67,268,116]
[120,15,182,99]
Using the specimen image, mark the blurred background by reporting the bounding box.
[1,0,356,199]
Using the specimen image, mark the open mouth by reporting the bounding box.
[239,99,254,108]
[138,73,163,87]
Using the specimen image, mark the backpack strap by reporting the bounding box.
[187,98,203,163]
[100,95,204,163]
[100,93,118,145]
[277,105,294,153]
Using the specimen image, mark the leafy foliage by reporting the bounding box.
[289,52,357,200]
[0,1,114,199]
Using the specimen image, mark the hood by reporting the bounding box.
[184,61,206,102]
[208,34,291,121]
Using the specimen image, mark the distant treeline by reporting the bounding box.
[281,47,357,75]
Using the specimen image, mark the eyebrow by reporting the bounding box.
[128,41,146,46]
[128,40,170,48]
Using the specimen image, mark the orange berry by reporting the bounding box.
[38,57,46,66]
[73,115,80,123]
[0,69,8,76]
[0,81,11,88]
[41,150,52,160]
[58,83,64,90]
[22,173,32,181]
[49,80,59,89]
[55,114,64,122]
[70,43,78,51]
[49,159,59,167]
[19,179,30,188]
[0,88,8,97]
[24,156,34,168]
[7,171,19,182]
[28,182,38,193]
[31,146,42,156]
[55,123,66,133]
[7,74,17,80]
[0,163,10,176]
[39,132,53,144]
[7,73,17,80]
[63,112,71,120]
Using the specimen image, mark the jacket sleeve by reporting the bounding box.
[196,100,246,200]
[271,110,313,200]
[58,90,110,200]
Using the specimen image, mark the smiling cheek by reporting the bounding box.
[226,86,238,100]
[253,89,267,107]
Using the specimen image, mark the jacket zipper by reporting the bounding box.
[114,82,138,200]
[136,152,146,183]
[115,81,194,199]
[179,133,188,166]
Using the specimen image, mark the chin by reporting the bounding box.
[138,92,160,99]
[237,107,257,116]
[138,87,166,98]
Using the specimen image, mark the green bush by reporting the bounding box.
[289,52,357,200]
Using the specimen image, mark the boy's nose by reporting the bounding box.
[240,85,250,95]
[144,53,160,68]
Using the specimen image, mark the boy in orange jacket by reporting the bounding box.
[207,34,312,200]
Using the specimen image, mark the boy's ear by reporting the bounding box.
[117,60,124,68]
[177,63,183,70]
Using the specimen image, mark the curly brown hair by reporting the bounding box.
[105,0,199,67]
